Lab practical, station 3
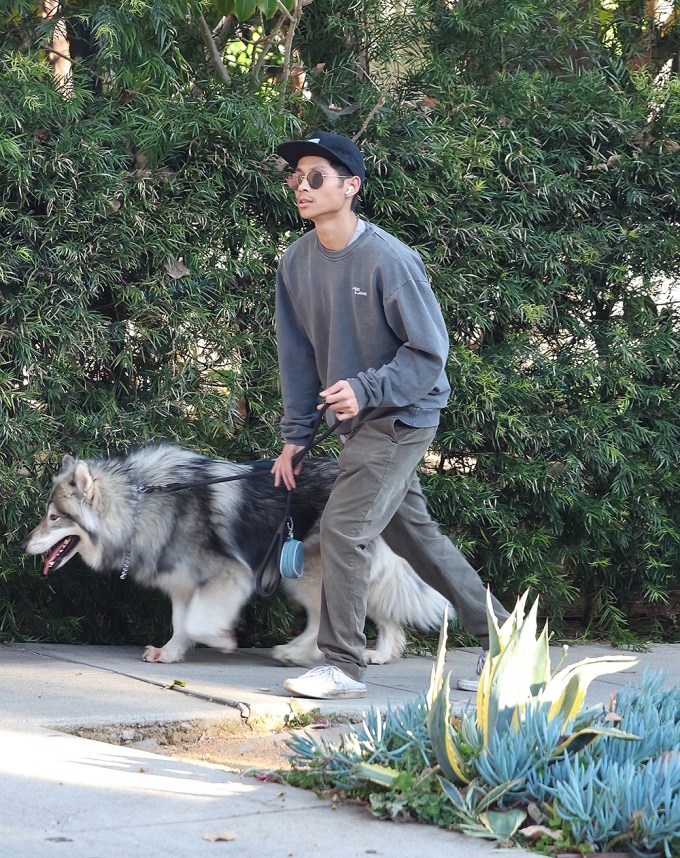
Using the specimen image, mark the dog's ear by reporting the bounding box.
[61,454,75,471]
[72,460,95,501]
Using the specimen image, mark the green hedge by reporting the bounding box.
[2,0,680,645]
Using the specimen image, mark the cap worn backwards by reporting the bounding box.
[276,130,365,185]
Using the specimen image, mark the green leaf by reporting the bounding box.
[540,656,638,728]
[354,762,400,788]
[234,0,258,19]
[479,809,527,839]
[478,593,550,741]
[553,725,640,756]
[214,0,236,15]
[428,672,473,784]
[437,775,466,809]
[475,778,526,813]
[426,604,449,707]
[258,0,278,18]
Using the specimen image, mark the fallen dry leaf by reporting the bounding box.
[165,260,191,280]
[520,824,563,841]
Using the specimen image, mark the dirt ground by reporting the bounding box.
[70,717,353,775]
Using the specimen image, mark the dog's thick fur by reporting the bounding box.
[22,444,451,665]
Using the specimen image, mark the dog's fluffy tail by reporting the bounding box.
[369,537,453,629]
[365,538,454,663]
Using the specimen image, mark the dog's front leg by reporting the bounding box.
[143,594,192,663]
[183,571,252,654]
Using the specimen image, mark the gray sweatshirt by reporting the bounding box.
[275,221,452,445]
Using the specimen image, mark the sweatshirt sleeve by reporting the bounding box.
[275,263,322,445]
[347,274,449,411]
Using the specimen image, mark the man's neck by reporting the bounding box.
[314,211,359,251]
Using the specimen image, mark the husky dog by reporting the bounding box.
[22,444,451,665]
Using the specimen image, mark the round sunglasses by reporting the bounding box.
[285,169,352,190]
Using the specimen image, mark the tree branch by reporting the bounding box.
[279,0,305,108]
[213,14,237,52]
[196,13,231,87]
[38,0,73,95]
[352,94,386,144]
[250,15,286,86]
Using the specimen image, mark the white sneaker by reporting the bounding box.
[456,651,487,692]
[283,665,367,699]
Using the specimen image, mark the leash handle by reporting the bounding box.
[291,403,341,467]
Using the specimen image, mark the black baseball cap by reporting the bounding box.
[276,130,365,185]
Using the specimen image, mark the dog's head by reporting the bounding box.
[21,455,101,575]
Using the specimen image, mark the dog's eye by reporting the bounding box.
[48,513,61,521]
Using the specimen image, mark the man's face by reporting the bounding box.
[290,155,352,221]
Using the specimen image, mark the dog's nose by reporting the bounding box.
[19,537,28,550]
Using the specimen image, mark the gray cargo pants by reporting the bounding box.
[317,416,509,680]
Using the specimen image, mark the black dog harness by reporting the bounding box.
[123,406,340,598]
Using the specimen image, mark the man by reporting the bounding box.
[271,130,508,699]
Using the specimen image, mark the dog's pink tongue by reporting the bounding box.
[43,542,65,575]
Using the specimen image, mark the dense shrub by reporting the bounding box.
[1,0,679,644]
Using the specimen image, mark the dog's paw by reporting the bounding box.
[143,645,181,663]
[364,648,396,665]
[272,643,323,667]
[216,632,237,654]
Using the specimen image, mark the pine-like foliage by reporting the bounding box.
[2,0,680,643]
[399,0,680,637]
[0,1,301,642]
[296,0,680,638]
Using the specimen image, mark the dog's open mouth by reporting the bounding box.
[43,536,80,575]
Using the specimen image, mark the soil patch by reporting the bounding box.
[67,716,353,774]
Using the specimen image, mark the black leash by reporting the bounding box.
[132,405,340,599]
[138,405,337,494]
[254,406,340,598]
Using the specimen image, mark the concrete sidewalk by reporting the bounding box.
[1,640,677,858]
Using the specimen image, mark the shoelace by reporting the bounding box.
[306,665,339,678]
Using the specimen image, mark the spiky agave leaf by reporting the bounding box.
[426,605,473,783]
[354,762,401,787]
[426,603,449,708]
[478,809,527,840]
[428,670,473,784]
[477,590,551,741]
[540,655,639,730]
[552,723,640,756]
[438,776,526,839]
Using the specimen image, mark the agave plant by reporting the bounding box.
[284,589,680,853]
[428,591,640,787]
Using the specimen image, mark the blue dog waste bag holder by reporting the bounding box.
[280,517,304,579]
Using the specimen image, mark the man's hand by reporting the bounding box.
[271,442,305,490]
[320,380,359,421]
